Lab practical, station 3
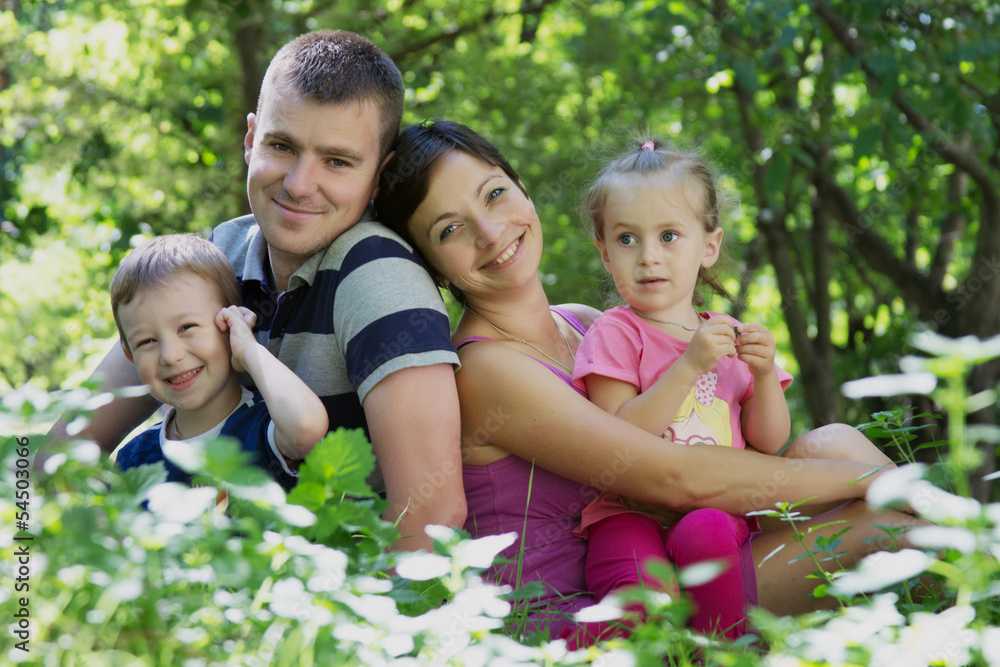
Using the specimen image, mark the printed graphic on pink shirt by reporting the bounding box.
[664,370,734,448]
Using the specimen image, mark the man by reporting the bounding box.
[56,31,466,552]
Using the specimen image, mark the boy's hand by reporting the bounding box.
[734,322,777,377]
[216,306,259,373]
[681,316,737,375]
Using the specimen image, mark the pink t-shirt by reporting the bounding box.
[571,306,793,533]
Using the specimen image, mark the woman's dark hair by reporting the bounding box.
[375,120,528,303]
[375,119,526,248]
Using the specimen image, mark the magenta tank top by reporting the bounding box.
[457,307,598,638]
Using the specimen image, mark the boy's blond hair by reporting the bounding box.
[110,234,241,353]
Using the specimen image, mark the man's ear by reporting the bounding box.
[244,113,257,166]
[702,227,724,268]
[594,237,612,273]
[370,150,396,200]
[121,340,134,363]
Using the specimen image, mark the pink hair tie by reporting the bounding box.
[641,140,655,151]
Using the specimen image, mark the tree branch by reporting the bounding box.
[815,170,949,319]
[929,166,968,285]
[388,0,559,61]
[812,0,996,195]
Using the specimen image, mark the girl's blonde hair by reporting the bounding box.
[581,138,734,306]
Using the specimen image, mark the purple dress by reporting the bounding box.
[459,307,599,639]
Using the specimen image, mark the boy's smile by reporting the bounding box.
[118,272,242,439]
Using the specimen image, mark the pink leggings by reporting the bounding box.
[585,509,755,640]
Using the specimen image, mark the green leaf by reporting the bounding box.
[114,462,168,502]
[295,428,378,500]
[286,481,328,511]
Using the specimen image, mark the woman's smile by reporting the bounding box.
[484,234,524,268]
[408,151,543,297]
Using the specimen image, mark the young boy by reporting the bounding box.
[111,233,328,490]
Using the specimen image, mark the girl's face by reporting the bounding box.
[595,178,722,321]
[407,150,543,302]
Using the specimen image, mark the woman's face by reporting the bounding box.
[407,150,543,302]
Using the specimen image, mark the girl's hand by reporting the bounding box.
[734,322,777,377]
[683,316,737,375]
[216,306,259,373]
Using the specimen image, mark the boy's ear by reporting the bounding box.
[594,237,612,273]
[701,228,723,268]
[121,340,134,363]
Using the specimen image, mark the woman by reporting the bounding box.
[375,120,912,643]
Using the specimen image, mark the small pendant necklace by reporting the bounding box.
[631,307,704,332]
[466,307,576,374]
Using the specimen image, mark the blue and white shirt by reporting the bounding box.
[116,387,298,491]
[212,212,459,493]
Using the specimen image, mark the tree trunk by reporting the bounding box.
[233,17,262,217]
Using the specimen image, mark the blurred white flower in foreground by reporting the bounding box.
[841,372,937,399]
[830,549,934,596]
[870,605,977,667]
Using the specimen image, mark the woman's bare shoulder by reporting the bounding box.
[554,302,603,329]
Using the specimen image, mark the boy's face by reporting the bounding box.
[118,273,240,428]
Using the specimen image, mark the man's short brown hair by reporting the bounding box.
[259,30,405,161]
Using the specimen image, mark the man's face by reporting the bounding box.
[244,91,386,286]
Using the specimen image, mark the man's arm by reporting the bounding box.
[47,342,161,453]
[362,363,466,553]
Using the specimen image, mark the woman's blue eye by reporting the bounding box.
[662,231,678,243]
[487,187,505,202]
[439,224,458,241]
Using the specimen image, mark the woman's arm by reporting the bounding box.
[456,341,878,515]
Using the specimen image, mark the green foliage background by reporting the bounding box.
[2,0,998,493]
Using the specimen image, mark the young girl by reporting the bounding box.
[572,139,796,639]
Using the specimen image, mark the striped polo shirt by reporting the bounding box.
[212,213,459,492]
